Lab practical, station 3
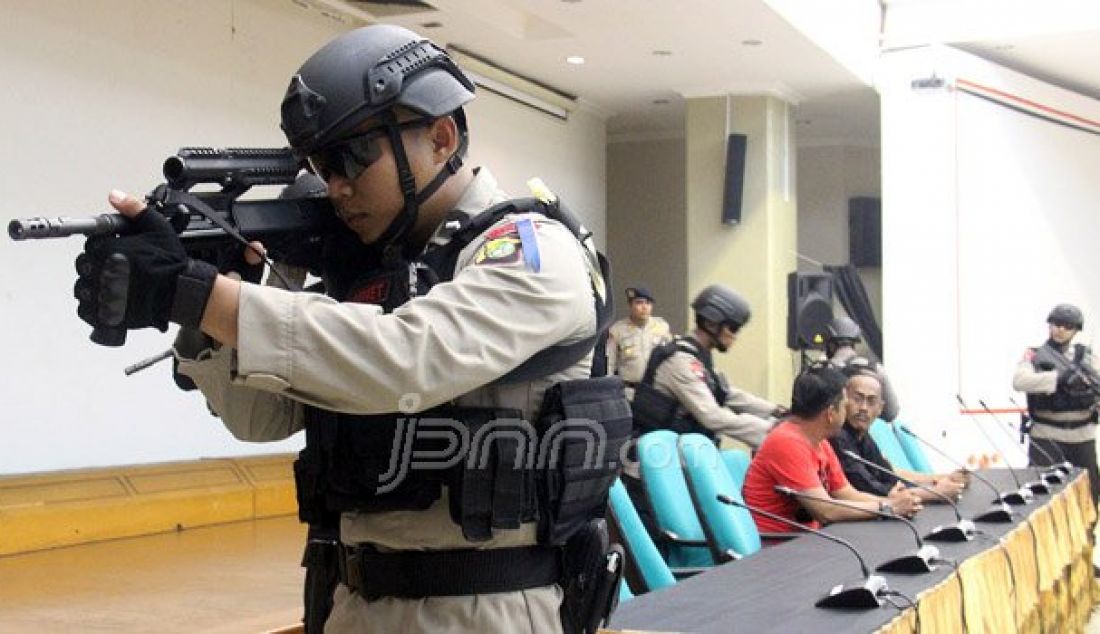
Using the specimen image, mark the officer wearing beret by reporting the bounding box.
[1013,303,1100,502]
[607,286,672,396]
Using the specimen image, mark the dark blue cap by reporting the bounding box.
[626,287,655,303]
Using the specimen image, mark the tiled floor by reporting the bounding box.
[1,513,1098,632]
[0,516,306,633]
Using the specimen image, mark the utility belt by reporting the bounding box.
[337,543,562,600]
[337,520,625,634]
[1031,412,1098,430]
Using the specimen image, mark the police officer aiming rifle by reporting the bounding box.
[60,24,629,634]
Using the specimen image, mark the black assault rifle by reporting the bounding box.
[9,147,339,273]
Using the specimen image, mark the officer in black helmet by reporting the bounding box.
[74,24,627,634]
[1013,303,1100,502]
[624,285,783,525]
[824,316,900,422]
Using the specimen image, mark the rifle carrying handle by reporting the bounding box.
[91,325,127,347]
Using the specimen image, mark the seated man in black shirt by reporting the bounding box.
[830,366,967,503]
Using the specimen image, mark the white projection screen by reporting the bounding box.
[954,81,1100,409]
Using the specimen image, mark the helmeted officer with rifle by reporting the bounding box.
[19,24,629,634]
[1013,303,1100,503]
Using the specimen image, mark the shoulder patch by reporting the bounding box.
[474,236,522,266]
[689,358,707,381]
[1023,348,1036,362]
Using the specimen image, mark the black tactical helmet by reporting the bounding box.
[692,285,751,330]
[825,316,862,343]
[1048,303,1084,330]
[280,24,475,157]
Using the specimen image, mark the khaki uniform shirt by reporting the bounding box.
[1012,345,1098,443]
[178,168,597,633]
[623,342,775,479]
[606,316,671,384]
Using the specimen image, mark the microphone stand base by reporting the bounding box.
[815,575,888,609]
[997,489,1032,506]
[876,545,940,574]
[924,522,975,542]
[1025,480,1051,495]
[1042,471,1067,485]
[974,504,1014,523]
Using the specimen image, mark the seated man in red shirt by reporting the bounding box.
[742,364,922,533]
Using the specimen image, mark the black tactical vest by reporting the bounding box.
[293,198,631,545]
[1027,341,1097,425]
[630,336,728,443]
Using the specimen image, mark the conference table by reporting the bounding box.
[607,469,1097,633]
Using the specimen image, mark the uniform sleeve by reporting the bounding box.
[229,216,595,414]
[176,345,305,442]
[723,380,780,418]
[659,352,771,448]
[1012,349,1057,394]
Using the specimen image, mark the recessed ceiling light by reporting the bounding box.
[993,43,1015,51]
[652,98,670,105]
[419,21,443,28]
[652,50,672,57]
[566,56,585,65]
[741,39,763,46]
[561,0,582,3]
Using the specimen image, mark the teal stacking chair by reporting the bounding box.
[637,430,713,567]
[679,435,760,562]
[607,478,705,595]
[720,448,752,491]
[893,420,934,474]
[868,419,914,471]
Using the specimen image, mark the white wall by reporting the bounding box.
[879,45,1100,465]
[0,1,606,475]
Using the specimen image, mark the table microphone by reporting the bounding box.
[716,493,888,609]
[840,450,980,541]
[895,426,1015,523]
[956,395,1034,505]
[1006,395,1075,477]
[978,399,1064,488]
[773,485,942,573]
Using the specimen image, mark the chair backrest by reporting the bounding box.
[679,434,762,561]
[893,420,934,474]
[607,479,676,593]
[720,448,752,491]
[868,418,914,471]
[638,430,713,567]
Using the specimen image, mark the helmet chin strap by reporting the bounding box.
[701,322,728,353]
[374,111,468,261]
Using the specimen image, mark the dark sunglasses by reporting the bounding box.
[1050,320,1079,330]
[307,118,434,182]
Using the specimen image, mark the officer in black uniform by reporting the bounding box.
[824,316,900,422]
[1013,303,1100,503]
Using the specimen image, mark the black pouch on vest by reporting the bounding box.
[293,443,329,525]
[630,381,682,434]
[445,406,533,542]
[536,376,632,546]
[559,518,624,634]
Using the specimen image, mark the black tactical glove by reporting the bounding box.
[74,209,217,334]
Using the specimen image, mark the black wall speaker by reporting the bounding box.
[849,197,881,267]
[787,272,834,350]
[722,134,748,225]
